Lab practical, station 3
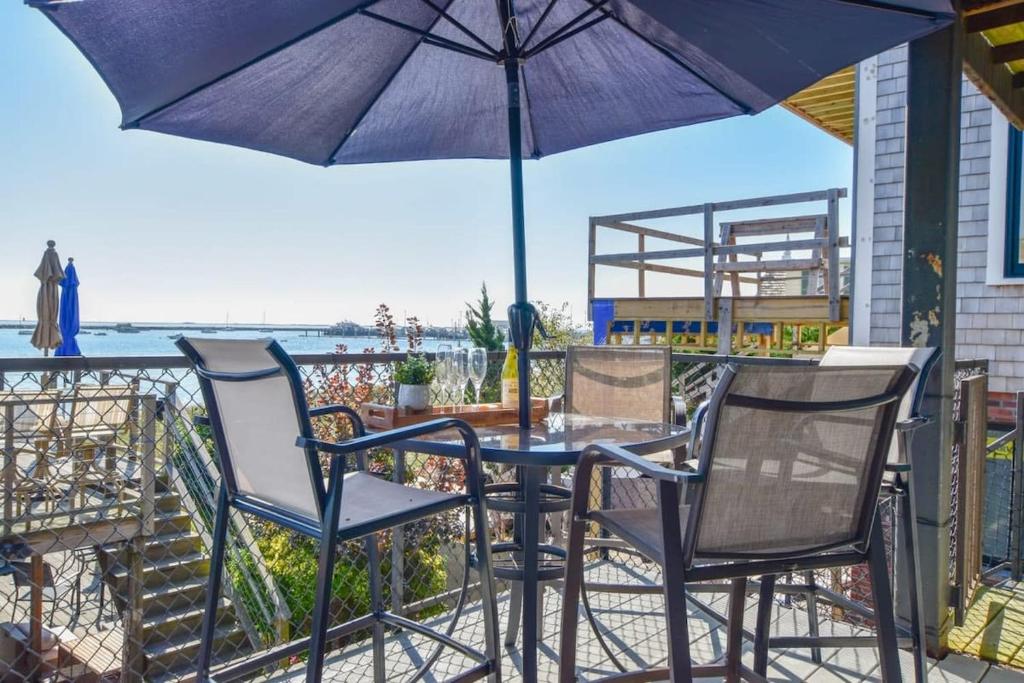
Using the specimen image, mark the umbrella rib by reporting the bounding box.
[518,62,541,158]
[522,14,610,58]
[577,0,754,115]
[361,10,496,61]
[519,0,559,52]
[122,0,387,129]
[520,0,608,58]
[324,9,450,165]
[832,0,952,19]
[415,0,500,56]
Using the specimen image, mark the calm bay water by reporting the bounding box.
[0,326,451,359]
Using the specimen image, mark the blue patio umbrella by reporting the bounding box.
[30,0,954,426]
[55,258,81,357]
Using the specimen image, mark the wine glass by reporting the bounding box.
[434,345,453,411]
[468,348,488,405]
[452,348,470,408]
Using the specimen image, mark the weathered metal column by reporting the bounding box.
[900,21,963,656]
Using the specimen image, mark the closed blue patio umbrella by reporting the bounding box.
[55,258,81,357]
[30,0,954,427]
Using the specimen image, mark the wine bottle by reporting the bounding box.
[501,340,518,409]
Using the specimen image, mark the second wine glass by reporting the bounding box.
[468,348,488,405]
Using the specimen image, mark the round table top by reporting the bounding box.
[395,412,690,467]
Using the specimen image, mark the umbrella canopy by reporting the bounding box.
[30,0,954,424]
[55,259,81,357]
[31,241,64,354]
[33,0,952,164]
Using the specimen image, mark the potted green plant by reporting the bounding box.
[394,354,435,411]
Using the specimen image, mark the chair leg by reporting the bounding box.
[899,478,928,683]
[867,518,902,682]
[307,472,344,683]
[471,493,502,682]
[804,570,822,664]
[726,578,746,683]
[753,575,776,676]
[557,494,589,683]
[365,533,386,683]
[198,486,230,680]
[657,480,693,683]
[505,577,523,647]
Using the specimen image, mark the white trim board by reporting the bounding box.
[987,107,1024,286]
[851,56,877,345]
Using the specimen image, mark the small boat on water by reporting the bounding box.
[199,328,218,334]
[94,332,107,336]
[17,330,31,335]
[114,323,140,334]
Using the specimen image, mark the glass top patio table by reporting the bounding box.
[391,412,690,466]
[389,412,688,683]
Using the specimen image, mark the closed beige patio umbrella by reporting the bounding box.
[31,240,64,355]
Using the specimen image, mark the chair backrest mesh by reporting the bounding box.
[67,383,135,432]
[181,338,320,521]
[565,346,671,422]
[819,345,937,464]
[691,363,914,560]
[0,390,60,439]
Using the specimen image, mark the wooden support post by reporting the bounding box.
[703,204,715,321]
[140,395,157,537]
[637,234,646,297]
[122,536,145,683]
[900,22,963,657]
[4,404,13,537]
[716,300,733,355]
[30,554,43,682]
[698,321,707,350]
[827,189,841,321]
[587,219,597,321]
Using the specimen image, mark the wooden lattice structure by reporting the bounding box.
[588,188,850,355]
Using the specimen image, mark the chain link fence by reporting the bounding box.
[0,349,1015,681]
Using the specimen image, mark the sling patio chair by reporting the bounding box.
[750,345,939,683]
[558,362,920,683]
[53,382,140,511]
[544,346,686,659]
[176,338,500,683]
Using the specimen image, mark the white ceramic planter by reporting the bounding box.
[397,383,431,411]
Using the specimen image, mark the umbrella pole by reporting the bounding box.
[504,60,532,430]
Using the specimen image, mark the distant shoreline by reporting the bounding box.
[0,320,469,339]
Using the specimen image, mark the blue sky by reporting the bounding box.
[1,3,853,327]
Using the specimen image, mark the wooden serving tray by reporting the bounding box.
[360,399,549,431]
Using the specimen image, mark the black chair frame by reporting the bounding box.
[178,338,500,683]
[559,363,919,683]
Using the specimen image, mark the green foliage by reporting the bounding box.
[533,301,590,351]
[465,283,506,352]
[394,354,435,385]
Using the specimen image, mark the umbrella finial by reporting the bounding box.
[47,240,56,248]
[68,257,74,263]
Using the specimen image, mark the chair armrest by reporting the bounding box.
[296,418,478,458]
[893,416,932,469]
[579,443,703,484]
[897,416,931,432]
[308,404,365,437]
[193,415,210,428]
[671,396,687,427]
[300,419,487,501]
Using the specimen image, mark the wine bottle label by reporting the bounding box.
[501,378,519,408]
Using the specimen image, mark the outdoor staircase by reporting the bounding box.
[98,476,253,682]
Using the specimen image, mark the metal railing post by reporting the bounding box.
[391,449,407,616]
[1011,391,1024,580]
[3,404,14,537]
